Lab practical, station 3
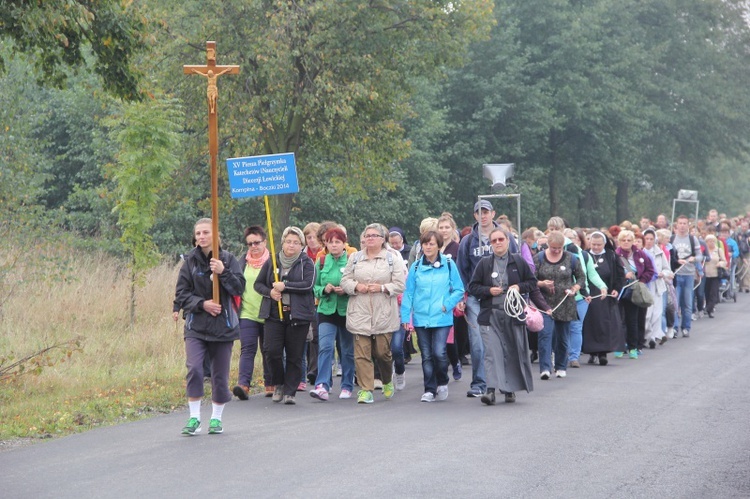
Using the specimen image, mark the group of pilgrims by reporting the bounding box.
[173,201,750,435]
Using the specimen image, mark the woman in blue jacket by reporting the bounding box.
[401,231,465,402]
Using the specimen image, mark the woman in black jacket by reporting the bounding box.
[255,226,316,405]
[174,218,245,436]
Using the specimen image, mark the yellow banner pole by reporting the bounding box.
[264,195,283,320]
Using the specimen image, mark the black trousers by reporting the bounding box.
[619,299,646,351]
[264,319,309,396]
[705,276,720,314]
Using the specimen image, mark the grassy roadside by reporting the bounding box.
[0,252,261,444]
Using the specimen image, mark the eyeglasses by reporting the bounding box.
[284,240,302,246]
[364,234,383,239]
[490,237,507,244]
[548,246,563,251]
[246,240,265,247]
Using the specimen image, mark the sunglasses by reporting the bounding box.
[491,237,507,244]
[247,240,265,247]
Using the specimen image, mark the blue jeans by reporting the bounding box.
[464,295,486,391]
[391,325,406,375]
[539,315,571,373]
[314,320,355,392]
[568,299,589,362]
[661,291,668,332]
[694,275,706,312]
[414,326,451,394]
[674,273,694,331]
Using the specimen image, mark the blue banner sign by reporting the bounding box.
[226,152,299,198]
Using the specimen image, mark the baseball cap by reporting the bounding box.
[474,200,494,212]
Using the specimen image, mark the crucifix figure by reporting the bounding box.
[183,41,240,302]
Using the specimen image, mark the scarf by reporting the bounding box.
[278,250,301,270]
[246,248,270,269]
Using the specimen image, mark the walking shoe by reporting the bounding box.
[480,390,496,405]
[530,351,539,363]
[283,395,296,405]
[336,365,342,376]
[421,392,435,403]
[540,371,551,380]
[629,349,638,359]
[598,354,608,366]
[232,385,249,401]
[357,390,374,404]
[208,418,223,435]
[265,385,275,397]
[310,384,329,401]
[556,370,567,378]
[453,363,462,381]
[667,328,675,339]
[436,385,449,401]
[648,340,656,349]
[614,351,624,358]
[504,392,516,403]
[569,360,580,368]
[339,389,352,399]
[272,386,283,403]
[682,329,690,338]
[374,379,383,390]
[708,311,714,318]
[394,372,406,391]
[691,313,698,321]
[297,382,307,392]
[466,387,484,397]
[181,417,201,436]
[659,336,668,345]
[382,381,395,399]
[587,355,597,365]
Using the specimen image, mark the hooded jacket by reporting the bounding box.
[401,254,465,328]
[175,246,245,341]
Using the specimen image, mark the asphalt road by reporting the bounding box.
[2,296,750,498]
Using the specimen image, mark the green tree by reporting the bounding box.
[0,0,147,99]
[108,95,182,325]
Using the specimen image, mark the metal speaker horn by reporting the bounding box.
[677,189,698,201]
[483,163,515,190]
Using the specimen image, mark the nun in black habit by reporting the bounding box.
[582,231,626,365]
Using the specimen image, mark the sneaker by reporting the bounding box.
[357,390,374,404]
[181,417,201,436]
[480,391,496,405]
[232,385,249,401]
[336,366,342,377]
[283,395,296,405]
[587,355,597,365]
[272,386,283,403]
[265,385,275,397]
[466,387,484,397]
[382,381,395,399]
[530,351,539,363]
[310,384,329,401]
[691,313,698,321]
[667,328,675,339]
[453,363,462,381]
[436,385,449,401]
[629,349,639,359]
[556,370,567,378]
[394,372,406,391]
[339,389,352,399]
[374,379,383,390]
[614,351,624,358]
[208,418,223,434]
[421,392,435,403]
[540,371,551,380]
[569,360,580,368]
[682,329,690,338]
[504,392,516,403]
[297,382,307,392]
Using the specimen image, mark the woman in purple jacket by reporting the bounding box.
[614,229,655,359]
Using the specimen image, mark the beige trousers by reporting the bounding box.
[353,333,393,391]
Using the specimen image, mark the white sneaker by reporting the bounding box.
[374,379,383,390]
[394,372,406,391]
[420,392,435,403]
[339,389,352,399]
[540,371,551,380]
[436,385,449,401]
[667,328,675,339]
[556,370,567,378]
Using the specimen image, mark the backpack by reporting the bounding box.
[735,232,750,255]
[669,234,698,272]
[351,249,394,271]
[535,251,578,277]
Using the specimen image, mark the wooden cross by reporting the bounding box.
[184,41,240,302]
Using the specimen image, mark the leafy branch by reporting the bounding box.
[0,337,83,383]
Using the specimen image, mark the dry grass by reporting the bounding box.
[0,250,258,441]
